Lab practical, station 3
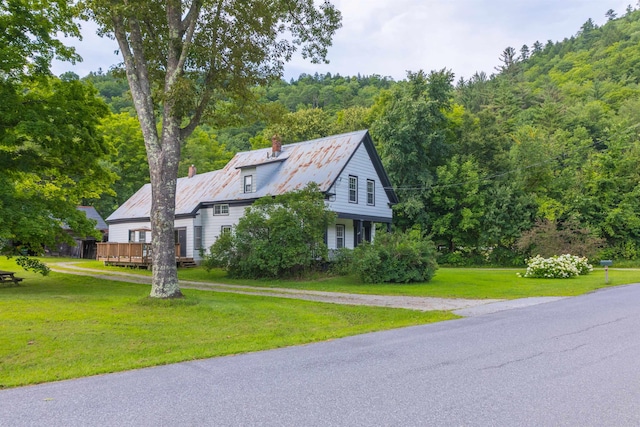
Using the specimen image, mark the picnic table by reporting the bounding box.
[0,270,23,285]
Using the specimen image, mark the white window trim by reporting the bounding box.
[194,226,203,249]
[221,225,232,234]
[214,204,229,215]
[349,175,358,204]
[336,224,345,249]
[244,175,254,193]
[367,179,375,206]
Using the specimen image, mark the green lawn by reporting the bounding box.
[63,259,640,299]
[5,257,637,388]
[0,258,454,389]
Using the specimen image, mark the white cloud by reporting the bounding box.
[285,0,630,80]
[52,0,631,81]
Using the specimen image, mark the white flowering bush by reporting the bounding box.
[519,254,593,279]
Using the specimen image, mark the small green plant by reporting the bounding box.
[352,230,438,283]
[519,254,592,279]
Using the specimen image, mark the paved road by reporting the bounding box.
[3,284,640,426]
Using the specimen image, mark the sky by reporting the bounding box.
[52,0,631,82]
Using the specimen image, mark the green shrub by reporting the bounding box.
[329,247,354,276]
[352,231,438,283]
[436,247,488,267]
[598,241,638,261]
[202,184,335,279]
[485,246,527,267]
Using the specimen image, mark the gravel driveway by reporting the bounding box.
[50,263,563,314]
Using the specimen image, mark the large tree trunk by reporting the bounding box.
[148,127,182,299]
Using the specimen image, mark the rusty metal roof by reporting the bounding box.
[107,169,223,221]
[107,130,397,222]
[214,129,369,201]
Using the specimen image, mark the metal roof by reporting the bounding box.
[107,169,223,221]
[77,206,108,231]
[107,130,397,222]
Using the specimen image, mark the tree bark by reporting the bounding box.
[148,128,182,298]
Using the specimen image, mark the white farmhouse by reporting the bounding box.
[104,130,398,264]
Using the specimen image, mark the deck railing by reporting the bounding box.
[96,242,180,264]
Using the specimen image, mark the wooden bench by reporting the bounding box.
[0,270,24,285]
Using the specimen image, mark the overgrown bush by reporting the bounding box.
[519,254,592,279]
[202,184,335,279]
[516,218,605,259]
[329,247,354,276]
[352,230,438,283]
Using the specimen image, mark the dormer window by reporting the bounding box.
[244,175,254,193]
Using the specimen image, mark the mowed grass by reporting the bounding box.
[0,259,455,389]
[65,259,640,299]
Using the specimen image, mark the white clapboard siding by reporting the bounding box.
[108,222,151,243]
[199,205,248,258]
[326,220,355,250]
[325,143,392,220]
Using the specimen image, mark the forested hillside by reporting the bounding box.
[86,7,640,264]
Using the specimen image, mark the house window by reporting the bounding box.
[244,175,254,193]
[336,224,345,249]
[221,225,232,234]
[194,226,202,249]
[128,230,135,242]
[213,204,229,215]
[349,176,358,203]
[367,179,375,206]
[138,231,146,243]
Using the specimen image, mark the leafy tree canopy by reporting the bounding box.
[0,0,113,255]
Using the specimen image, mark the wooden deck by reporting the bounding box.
[96,243,196,269]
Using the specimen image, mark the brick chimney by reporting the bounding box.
[271,134,282,157]
[188,164,197,178]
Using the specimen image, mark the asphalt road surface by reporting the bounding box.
[3,284,640,426]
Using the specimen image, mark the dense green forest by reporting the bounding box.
[83,7,640,264]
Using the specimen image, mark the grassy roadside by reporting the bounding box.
[0,259,455,389]
[64,259,640,299]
